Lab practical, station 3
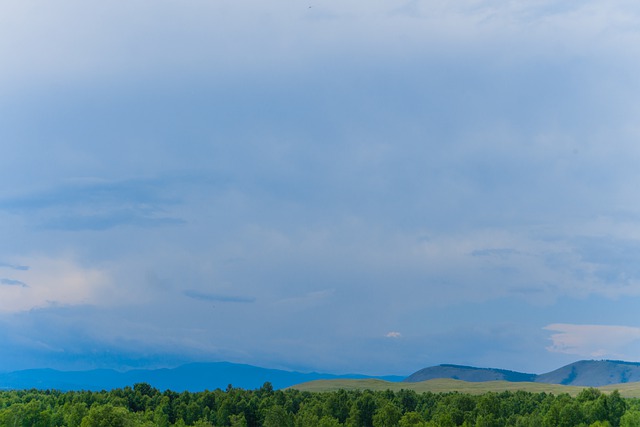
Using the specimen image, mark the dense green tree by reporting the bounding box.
[398,411,428,426]
[294,410,321,427]
[477,393,501,419]
[620,409,640,427]
[578,388,604,402]
[395,389,419,413]
[1,381,640,427]
[608,390,628,427]
[317,415,342,427]
[373,402,402,427]
[80,404,134,427]
[347,392,377,427]
[258,382,274,398]
[558,401,585,427]
[324,389,351,423]
[430,410,456,427]
[475,413,501,427]
[230,413,248,427]
[263,405,294,427]
[63,402,88,427]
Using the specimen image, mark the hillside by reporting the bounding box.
[291,377,640,398]
[405,364,536,383]
[536,360,640,386]
[404,360,640,387]
[291,378,589,396]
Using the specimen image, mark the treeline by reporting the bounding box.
[1,382,640,426]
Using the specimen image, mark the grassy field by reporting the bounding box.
[290,378,640,398]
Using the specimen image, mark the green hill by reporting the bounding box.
[404,360,640,387]
[536,360,640,386]
[405,364,536,383]
[290,378,640,397]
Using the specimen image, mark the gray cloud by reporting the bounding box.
[0,278,27,287]
[0,262,29,271]
[42,211,185,231]
[470,248,523,258]
[2,0,640,375]
[183,290,256,304]
[0,178,179,210]
[0,178,186,231]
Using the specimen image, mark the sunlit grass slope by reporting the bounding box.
[290,378,640,397]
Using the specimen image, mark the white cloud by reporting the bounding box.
[2,0,640,91]
[544,323,640,359]
[0,256,110,313]
[386,331,402,338]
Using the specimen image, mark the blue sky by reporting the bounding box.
[2,0,640,375]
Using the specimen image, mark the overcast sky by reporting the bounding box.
[2,0,640,375]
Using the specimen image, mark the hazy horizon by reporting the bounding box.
[3,0,640,377]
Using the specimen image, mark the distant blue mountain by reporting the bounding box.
[0,362,404,391]
[5,359,640,391]
[404,360,640,387]
[404,364,536,383]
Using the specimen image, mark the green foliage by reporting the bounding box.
[80,404,135,427]
[229,413,248,427]
[346,392,377,427]
[263,405,293,427]
[372,402,402,427]
[318,415,342,427]
[621,409,640,427]
[0,382,637,426]
[398,411,428,426]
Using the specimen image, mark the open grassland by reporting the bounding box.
[600,382,640,398]
[290,378,640,397]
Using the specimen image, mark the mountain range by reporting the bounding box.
[0,362,403,392]
[404,360,640,387]
[2,359,640,391]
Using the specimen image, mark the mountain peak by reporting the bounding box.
[406,359,640,387]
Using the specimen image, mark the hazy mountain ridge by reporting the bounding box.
[2,359,639,392]
[405,360,640,387]
[536,360,640,386]
[0,362,404,392]
[405,364,537,383]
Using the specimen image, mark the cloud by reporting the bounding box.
[544,323,640,359]
[43,211,185,231]
[385,331,402,338]
[0,278,28,287]
[0,262,29,271]
[0,177,177,209]
[0,178,185,231]
[182,290,255,304]
[470,248,524,259]
[275,289,335,306]
[2,0,640,375]
[0,256,111,313]
[1,0,639,100]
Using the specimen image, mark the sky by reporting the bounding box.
[2,0,640,376]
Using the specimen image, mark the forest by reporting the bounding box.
[1,382,640,427]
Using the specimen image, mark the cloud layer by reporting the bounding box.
[0,256,109,313]
[545,324,640,359]
[1,0,640,374]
